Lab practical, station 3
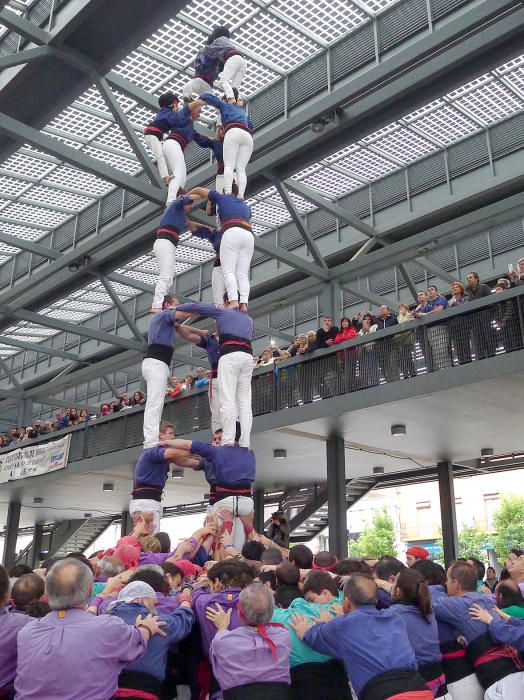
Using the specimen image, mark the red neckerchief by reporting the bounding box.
[238,601,285,661]
[312,561,337,572]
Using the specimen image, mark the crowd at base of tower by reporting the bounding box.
[1,543,524,699]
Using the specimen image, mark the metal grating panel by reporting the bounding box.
[331,23,375,83]
[288,52,328,109]
[489,221,524,256]
[408,152,447,196]
[456,232,490,267]
[371,170,407,212]
[378,0,428,55]
[447,131,489,179]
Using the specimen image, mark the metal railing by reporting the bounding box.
[1,286,524,468]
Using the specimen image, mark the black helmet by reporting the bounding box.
[158,91,178,109]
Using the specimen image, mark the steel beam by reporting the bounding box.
[0,8,49,44]
[30,522,45,569]
[94,75,164,189]
[341,283,396,310]
[285,179,377,239]
[0,357,23,391]
[271,179,327,269]
[101,375,120,398]
[2,501,21,570]
[97,275,144,343]
[0,336,80,361]
[0,45,53,71]
[0,386,24,399]
[398,265,419,302]
[0,232,62,260]
[0,113,165,205]
[0,305,146,352]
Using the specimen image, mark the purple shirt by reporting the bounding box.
[93,591,181,617]
[488,615,524,650]
[193,586,242,656]
[15,608,147,700]
[210,626,291,690]
[0,606,30,688]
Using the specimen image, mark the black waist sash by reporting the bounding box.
[219,333,252,356]
[144,343,173,365]
[214,482,253,502]
[224,682,290,700]
[419,660,447,697]
[114,669,164,700]
[290,660,351,699]
[360,669,429,700]
[440,639,473,684]
[467,632,520,689]
[131,485,163,502]
[143,125,164,140]
[156,225,180,246]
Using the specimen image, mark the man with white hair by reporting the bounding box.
[15,558,164,700]
[207,581,292,698]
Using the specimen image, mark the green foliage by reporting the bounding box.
[348,508,396,559]
[435,525,487,562]
[457,525,488,560]
[492,494,524,560]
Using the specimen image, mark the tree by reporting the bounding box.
[492,494,524,560]
[457,525,488,560]
[435,525,487,562]
[348,508,396,559]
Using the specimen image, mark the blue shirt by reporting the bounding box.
[303,606,417,696]
[166,106,211,148]
[422,295,448,313]
[200,93,252,131]
[158,195,191,235]
[175,303,254,343]
[428,585,458,644]
[147,309,177,348]
[191,441,255,485]
[195,135,224,171]
[390,603,442,667]
[486,615,524,650]
[208,190,251,225]
[108,602,193,681]
[193,226,222,267]
[432,591,496,644]
[146,107,188,134]
[133,446,169,490]
[197,334,220,370]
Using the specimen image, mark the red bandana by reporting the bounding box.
[238,601,285,661]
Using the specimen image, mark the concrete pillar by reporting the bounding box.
[437,461,458,567]
[2,501,21,570]
[30,522,44,569]
[326,435,347,558]
[253,488,265,534]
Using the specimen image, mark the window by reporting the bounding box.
[416,501,432,534]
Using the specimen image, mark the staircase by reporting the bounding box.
[15,515,117,566]
[282,477,378,543]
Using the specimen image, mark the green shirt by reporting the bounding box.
[502,605,524,619]
[87,581,106,603]
[271,594,342,667]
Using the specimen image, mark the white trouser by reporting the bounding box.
[447,673,484,700]
[142,358,170,448]
[218,55,247,100]
[182,76,213,99]
[129,498,162,534]
[209,373,221,434]
[485,672,524,700]
[164,140,186,205]
[220,227,254,304]
[218,352,253,447]
[223,128,253,197]
[210,495,253,550]
[144,134,169,180]
[211,265,226,306]
[152,238,177,309]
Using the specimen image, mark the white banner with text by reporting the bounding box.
[0,435,71,484]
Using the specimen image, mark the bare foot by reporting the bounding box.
[228,300,239,310]
[239,303,248,313]
[163,175,174,184]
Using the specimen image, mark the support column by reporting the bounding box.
[121,511,132,537]
[326,435,347,559]
[30,522,44,569]
[17,398,33,427]
[253,488,265,534]
[321,281,341,322]
[437,461,458,567]
[2,501,21,570]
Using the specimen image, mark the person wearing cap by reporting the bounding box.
[14,558,164,700]
[207,582,292,699]
[406,546,429,568]
[143,92,183,183]
[107,580,194,700]
[267,510,290,548]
